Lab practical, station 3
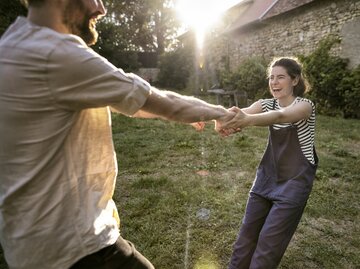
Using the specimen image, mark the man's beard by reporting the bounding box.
[62,1,99,46]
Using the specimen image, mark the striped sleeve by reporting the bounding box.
[260,98,276,112]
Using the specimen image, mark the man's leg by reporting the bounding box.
[70,236,154,269]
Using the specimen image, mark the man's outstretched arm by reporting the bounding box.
[133,87,235,126]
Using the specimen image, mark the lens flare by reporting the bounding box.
[175,0,227,49]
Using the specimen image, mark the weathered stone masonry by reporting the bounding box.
[209,0,360,71]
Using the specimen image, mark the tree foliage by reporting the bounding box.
[91,0,181,71]
[97,0,180,54]
[0,0,181,72]
[299,36,349,116]
[219,56,270,100]
[0,0,27,36]
[157,46,193,90]
[216,35,360,119]
[298,35,360,118]
[338,65,360,119]
[93,20,140,71]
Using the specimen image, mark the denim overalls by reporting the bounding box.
[229,114,318,269]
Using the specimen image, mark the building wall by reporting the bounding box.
[209,0,360,71]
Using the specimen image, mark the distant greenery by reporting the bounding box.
[299,35,358,118]
[218,56,270,101]
[92,0,180,56]
[94,20,140,71]
[0,1,181,72]
[216,35,360,119]
[340,65,360,119]
[157,46,194,90]
[0,0,26,36]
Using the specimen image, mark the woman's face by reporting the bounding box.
[268,66,298,100]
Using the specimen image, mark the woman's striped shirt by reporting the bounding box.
[260,97,316,164]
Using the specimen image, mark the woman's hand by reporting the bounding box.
[190,122,206,131]
[218,107,249,136]
[213,107,241,136]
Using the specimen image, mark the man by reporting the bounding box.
[0,0,234,268]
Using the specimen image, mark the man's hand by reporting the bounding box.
[214,109,239,136]
[220,107,249,136]
[216,107,250,137]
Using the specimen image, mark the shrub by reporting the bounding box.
[299,36,349,116]
[219,56,269,101]
[338,65,360,119]
[157,47,193,90]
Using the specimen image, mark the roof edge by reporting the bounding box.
[259,0,280,20]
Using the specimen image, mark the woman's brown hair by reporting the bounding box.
[268,57,310,97]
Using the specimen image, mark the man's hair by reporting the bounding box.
[20,0,45,8]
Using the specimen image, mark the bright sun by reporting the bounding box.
[175,0,233,49]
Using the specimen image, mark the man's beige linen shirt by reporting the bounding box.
[0,17,150,269]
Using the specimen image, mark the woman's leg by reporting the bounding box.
[228,193,272,269]
[249,200,306,269]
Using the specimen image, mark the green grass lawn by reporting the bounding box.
[111,113,360,269]
[1,110,359,268]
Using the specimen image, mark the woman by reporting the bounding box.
[221,57,318,269]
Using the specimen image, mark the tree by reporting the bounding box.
[157,46,193,90]
[93,20,140,71]
[99,0,180,54]
[1,0,185,84]
[0,0,27,37]
[90,0,181,71]
[148,0,180,54]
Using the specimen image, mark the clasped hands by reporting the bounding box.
[191,106,248,137]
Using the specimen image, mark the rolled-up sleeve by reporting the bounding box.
[47,36,150,115]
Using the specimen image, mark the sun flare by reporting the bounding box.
[175,0,235,49]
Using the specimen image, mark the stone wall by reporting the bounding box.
[208,0,360,71]
[341,17,360,68]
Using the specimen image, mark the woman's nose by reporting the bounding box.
[270,78,278,85]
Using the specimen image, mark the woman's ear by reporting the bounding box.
[292,76,300,86]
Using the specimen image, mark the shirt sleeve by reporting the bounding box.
[297,97,316,114]
[47,35,150,116]
[259,98,274,112]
